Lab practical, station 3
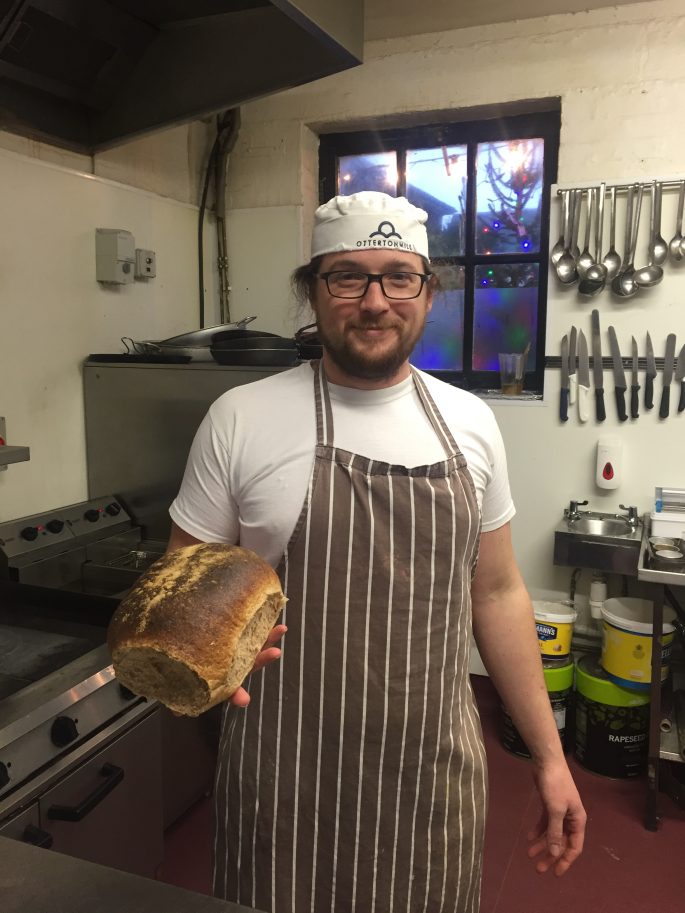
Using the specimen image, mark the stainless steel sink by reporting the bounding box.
[553,510,642,575]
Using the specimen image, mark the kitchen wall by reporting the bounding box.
[222,0,685,621]
[0,142,219,521]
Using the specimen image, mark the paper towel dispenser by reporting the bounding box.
[0,0,363,153]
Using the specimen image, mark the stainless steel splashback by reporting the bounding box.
[83,361,283,540]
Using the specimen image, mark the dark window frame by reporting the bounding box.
[319,110,561,394]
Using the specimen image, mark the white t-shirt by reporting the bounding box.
[170,363,515,568]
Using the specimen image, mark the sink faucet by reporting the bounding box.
[566,499,589,521]
[616,504,640,528]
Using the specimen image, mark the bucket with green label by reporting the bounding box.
[534,601,577,660]
[501,660,574,759]
[601,597,676,691]
[574,654,649,778]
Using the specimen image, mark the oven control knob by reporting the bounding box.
[84,509,100,523]
[20,526,38,541]
[105,502,121,517]
[0,761,10,789]
[46,519,64,534]
[51,716,79,747]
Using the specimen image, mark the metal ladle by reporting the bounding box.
[651,182,668,265]
[577,188,595,278]
[669,180,685,261]
[611,183,643,298]
[635,181,664,288]
[579,183,607,297]
[555,189,581,285]
[551,189,569,266]
[602,186,621,279]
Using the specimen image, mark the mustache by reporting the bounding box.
[349,321,400,330]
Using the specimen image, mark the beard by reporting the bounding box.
[315,315,426,381]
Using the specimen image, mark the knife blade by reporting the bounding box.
[630,336,640,419]
[676,344,685,413]
[568,325,577,404]
[607,326,628,422]
[591,309,606,422]
[645,332,657,410]
[577,329,590,423]
[560,334,569,422]
[660,333,676,419]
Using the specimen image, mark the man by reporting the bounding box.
[168,192,586,913]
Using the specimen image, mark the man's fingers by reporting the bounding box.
[252,646,282,672]
[230,686,251,707]
[263,624,288,648]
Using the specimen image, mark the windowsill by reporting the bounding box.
[475,389,544,404]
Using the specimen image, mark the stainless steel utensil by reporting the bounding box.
[607,326,628,422]
[577,188,595,277]
[612,183,643,298]
[602,186,622,279]
[675,344,685,413]
[579,183,607,296]
[568,326,577,404]
[670,180,685,261]
[630,336,640,419]
[591,308,606,422]
[555,189,581,285]
[645,331,657,410]
[635,181,664,288]
[652,182,668,265]
[660,333,677,419]
[551,190,569,266]
[577,329,590,423]
[560,335,570,423]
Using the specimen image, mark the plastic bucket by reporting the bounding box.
[601,597,676,691]
[534,601,577,659]
[574,654,649,778]
[501,660,574,759]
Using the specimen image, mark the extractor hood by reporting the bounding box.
[0,0,363,153]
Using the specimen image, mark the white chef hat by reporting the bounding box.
[311,191,429,259]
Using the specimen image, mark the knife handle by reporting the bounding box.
[614,388,628,422]
[659,386,670,420]
[630,384,640,419]
[578,384,590,422]
[645,374,654,410]
[679,381,685,414]
[595,388,606,422]
[569,373,577,405]
[560,387,569,423]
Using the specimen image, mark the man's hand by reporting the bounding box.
[229,624,287,707]
[526,760,587,876]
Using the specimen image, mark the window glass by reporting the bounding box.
[473,264,539,371]
[405,145,467,257]
[338,152,398,195]
[410,265,465,371]
[475,139,544,255]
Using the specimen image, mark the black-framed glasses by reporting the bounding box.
[314,270,431,300]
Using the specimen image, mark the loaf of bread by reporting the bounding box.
[107,543,286,716]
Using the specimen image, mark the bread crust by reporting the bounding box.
[107,543,286,713]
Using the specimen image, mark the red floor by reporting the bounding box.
[159,676,685,912]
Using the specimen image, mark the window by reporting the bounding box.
[319,111,560,393]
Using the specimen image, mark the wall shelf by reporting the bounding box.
[0,445,30,467]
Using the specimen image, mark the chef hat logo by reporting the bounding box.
[311,191,429,259]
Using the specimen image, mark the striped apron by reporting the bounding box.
[214,360,486,913]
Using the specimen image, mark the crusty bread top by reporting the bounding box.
[107,543,285,680]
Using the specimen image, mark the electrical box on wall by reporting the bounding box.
[596,437,622,490]
[135,248,156,279]
[95,228,135,284]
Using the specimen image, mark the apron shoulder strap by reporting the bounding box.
[312,360,335,447]
[411,367,463,459]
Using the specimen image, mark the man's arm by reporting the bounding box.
[470,522,586,876]
[167,521,203,552]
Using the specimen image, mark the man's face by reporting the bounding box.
[311,250,433,388]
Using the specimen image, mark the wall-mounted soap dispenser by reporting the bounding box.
[596,437,622,490]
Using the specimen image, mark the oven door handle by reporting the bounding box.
[46,763,124,822]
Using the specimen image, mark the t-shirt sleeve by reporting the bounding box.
[480,409,516,533]
[168,409,239,544]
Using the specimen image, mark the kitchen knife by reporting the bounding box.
[568,325,577,405]
[591,309,606,422]
[577,329,590,423]
[630,336,640,419]
[676,344,685,413]
[607,326,628,422]
[645,332,657,410]
[660,333,676,419]
[560,334,570,422]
